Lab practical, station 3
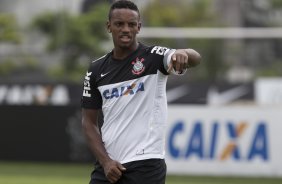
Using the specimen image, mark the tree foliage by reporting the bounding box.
[271,0,282,8]
[32,3,110,78]
[0,14,24,76]
[0,14,21,43]
[141,0,225,82]
[142,0,216,27]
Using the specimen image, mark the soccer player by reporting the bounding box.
[81,1,201,184]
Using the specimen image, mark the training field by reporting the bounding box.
[0,161,282,184]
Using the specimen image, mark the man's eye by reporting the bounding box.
[116,22,122,26]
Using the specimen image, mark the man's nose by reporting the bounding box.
[121,24,130,32]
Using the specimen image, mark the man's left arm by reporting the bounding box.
[167,49,201,74]
[184,49,201,68]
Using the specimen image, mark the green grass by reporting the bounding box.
[0,161,92,184]
[0,161,282,184]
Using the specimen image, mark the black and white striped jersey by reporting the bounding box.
[81,43,176,164]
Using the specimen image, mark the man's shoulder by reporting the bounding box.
[140,44,172,56]
[85,53,111,77]
[91,54,109,65]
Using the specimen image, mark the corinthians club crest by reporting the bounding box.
[131,57,145,75]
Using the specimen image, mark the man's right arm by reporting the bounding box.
[81,108,126,183]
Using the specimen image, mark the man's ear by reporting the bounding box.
[137,22,141,34]
[106,21,111,33]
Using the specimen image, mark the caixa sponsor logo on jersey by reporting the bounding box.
[168,121,269,161]
[103,82,145,99]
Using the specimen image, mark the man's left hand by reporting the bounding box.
[167,49,189,73]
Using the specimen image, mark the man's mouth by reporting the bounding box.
[120,35,131,42]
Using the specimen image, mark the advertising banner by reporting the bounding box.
[0,83,81,106]
[166,105,282,177]
[255,78,282,105]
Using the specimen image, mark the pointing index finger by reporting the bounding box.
[167,54,176,73]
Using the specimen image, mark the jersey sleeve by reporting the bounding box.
[149,46,174,75]
[150,45,188,76]
[163,48,176,72]
[81,67,102,109]
[163,49,188,76]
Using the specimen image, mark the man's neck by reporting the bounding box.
[112,42,139,60]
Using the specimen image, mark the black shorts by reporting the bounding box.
[89,159,167,184]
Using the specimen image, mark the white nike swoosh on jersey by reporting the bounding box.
[101,72,110,77]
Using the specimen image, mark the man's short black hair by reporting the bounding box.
[108,0,140,20]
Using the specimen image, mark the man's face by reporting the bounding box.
[107,8,141,49]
